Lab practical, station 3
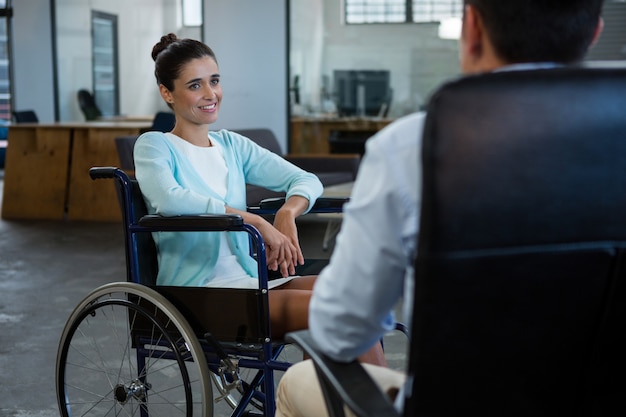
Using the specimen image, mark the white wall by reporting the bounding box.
[11,0,56,122]
[55,0,200,121]
[203,0,289,152]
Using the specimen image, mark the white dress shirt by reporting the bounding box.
[309,111,425,361]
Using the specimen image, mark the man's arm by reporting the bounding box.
[309,113,425,361]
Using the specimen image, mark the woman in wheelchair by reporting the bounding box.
[133,33,387,365]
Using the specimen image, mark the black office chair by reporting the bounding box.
[150,111,176,132]
[287,67,626,417]
[12,110,39,123]
[114,135,137,173]
[77,89,102,121]
[327,129,377,155]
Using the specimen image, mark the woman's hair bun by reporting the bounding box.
[151,33,179,61]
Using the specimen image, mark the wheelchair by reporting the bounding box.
[55,167,348,417]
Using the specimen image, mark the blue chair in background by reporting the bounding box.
[150,111,176,132]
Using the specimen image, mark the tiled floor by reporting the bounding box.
[0,172,407,416]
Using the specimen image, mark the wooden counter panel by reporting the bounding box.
[1,122,149,222]
[1,128,71,220]
[290,117,393,154]
[66,127,142,221]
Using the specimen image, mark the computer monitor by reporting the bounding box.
[334,70,391,117]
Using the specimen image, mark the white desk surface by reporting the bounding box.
[322,181,354,198]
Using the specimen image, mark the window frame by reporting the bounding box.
[91,10,120,117]
[1,0,12,121]
[344,0,463,25]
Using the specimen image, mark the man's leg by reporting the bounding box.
[276,359,406,417]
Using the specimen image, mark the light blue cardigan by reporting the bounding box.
[133,130,323,286]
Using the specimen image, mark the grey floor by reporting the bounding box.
[0,172,408,417]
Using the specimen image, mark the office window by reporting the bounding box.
[91,11,119,117]
[0,0,12,121]
[182,0,203,27]
[345,0,463,24]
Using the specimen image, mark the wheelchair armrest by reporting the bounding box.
[286,330,399,417]
[89,166,118,180]
[248,197,349,214]
[138,214,244,231]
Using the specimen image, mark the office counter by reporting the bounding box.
[1,121,150,222]
[290,116,394,154]
[1,118,390,221]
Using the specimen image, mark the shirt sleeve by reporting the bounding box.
[227,131,323,213]
[309,113,425,361]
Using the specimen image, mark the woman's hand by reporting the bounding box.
[255,219,300,277]
[226,197,310,277]
[271,195,309,274]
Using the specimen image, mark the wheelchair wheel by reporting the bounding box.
[56,282,213,417]
[210,343,303,412]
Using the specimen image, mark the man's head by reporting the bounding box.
[459,0,604,73]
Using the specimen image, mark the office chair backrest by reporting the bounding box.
[150,111,176,132]
[328,129,376,155]
[115,135,139,172]
[77,89,102,121]
[408,68,626,417]
[234,128,283,154]
[12,110,39,123]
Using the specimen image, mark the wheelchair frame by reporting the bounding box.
[56,167,346,417]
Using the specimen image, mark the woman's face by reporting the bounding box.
[161,55,222,126]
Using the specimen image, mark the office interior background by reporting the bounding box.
[4,0,626,152]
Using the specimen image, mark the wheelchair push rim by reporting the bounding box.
[55,282,213,417]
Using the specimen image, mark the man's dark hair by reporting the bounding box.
[465,0,604,64]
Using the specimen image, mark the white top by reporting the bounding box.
[164,132,297,289]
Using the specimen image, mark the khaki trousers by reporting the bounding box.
[275,359,406,417]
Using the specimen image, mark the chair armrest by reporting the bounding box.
[138,214,244,231]
[285,154,361,180]
[247,197,349,214]
[286,330,399,417]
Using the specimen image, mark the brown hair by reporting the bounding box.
[151,33,218,91]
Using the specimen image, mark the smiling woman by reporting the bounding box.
[132,33,330,341]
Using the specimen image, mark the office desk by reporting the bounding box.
[290,116,393,154]
[1,121,150,222]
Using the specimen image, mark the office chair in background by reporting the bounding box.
[12,110,39,123]
[150,111,176,132]
[77,89,102,121]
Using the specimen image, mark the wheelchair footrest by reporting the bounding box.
[204,332,245,370]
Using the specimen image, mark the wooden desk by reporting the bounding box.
[1,121,150,222]
[290,116,394,154]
